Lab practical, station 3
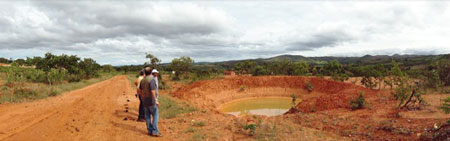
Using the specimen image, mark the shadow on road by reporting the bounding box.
[110,121,147,135]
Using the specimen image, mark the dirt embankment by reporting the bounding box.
[172,76,378,112]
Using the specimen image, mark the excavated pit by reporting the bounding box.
[172,76,377,115]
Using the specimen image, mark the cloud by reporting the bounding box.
[0,1,449,65]
[286,30,354,51]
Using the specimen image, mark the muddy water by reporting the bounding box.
[218,97,300,116]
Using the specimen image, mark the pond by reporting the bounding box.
[218,97,300,116]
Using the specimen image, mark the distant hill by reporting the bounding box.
[200,54,449,69]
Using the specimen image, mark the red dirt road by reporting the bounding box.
[0,76,166,140]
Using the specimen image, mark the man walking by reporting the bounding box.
[139,67,162,137]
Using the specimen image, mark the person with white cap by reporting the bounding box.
[151,69,159,100]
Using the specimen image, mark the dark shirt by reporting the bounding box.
[139,75,156,107]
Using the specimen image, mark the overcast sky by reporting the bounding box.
[0,1,449,65]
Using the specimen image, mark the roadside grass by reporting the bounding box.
[190,133,206,141]
[0,72,118,104]
[193,121,206,127]
[126,74,196,119]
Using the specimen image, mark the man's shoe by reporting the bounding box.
[152,133,163,137]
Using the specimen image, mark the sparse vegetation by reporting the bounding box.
[350,92,365,110]
[193,121,206,127]
[0,72,117,103]
[243,123,257,136]
[290,93,297,107]
[441,96,450,114]
[240,85,246,91]
[305,80,314,92]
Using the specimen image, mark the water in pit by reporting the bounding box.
[218,97,300,116]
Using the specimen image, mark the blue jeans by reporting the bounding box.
[144,106,159,135]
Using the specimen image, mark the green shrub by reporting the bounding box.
[350,92,365,110]
[240,85,246,91]
[441,96,450,114]
[68,74,83,82]
[305,80,314,92]
[243,123,257,136]
[193,121,206,127]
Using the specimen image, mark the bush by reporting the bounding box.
[305,80,314,92]
[68,74,83,82]
[441,96,450,114]
[240,85,246,91]
[350,92,365,110]
[243,123,257,136]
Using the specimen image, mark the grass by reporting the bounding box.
[0,72,118,104]
[193,121,206,127]
[126,74,196,119]
[159,96,197,119]
[190,133,205,141]
[186,127,196,133]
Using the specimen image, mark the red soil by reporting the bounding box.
[172,76,449,140]
[173,76,378,112]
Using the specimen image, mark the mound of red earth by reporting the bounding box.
[172,76,378,112]
[296,77,378,112]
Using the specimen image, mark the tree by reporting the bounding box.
[374,64,387,90]
[0,57,11,64]
[325,60,348,82]
[145,53,161,69]
[251,65,268,76]
[25,56,42,66]
[359,66,377,89]
[78,58,101,79]
[292,61,309,75]
[234,60,256,75]
[170,56,194,80]
[279,58,294,75]
[268,60,281,75]
[102,64,116,72]
[13,59,26,66]
[436,55,450,86]
[34,53,101,83]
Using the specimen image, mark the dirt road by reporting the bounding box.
[0,76,167,140]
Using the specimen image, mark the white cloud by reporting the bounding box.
[0,1,449,65]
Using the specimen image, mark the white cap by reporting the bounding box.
[151,69,159,74]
